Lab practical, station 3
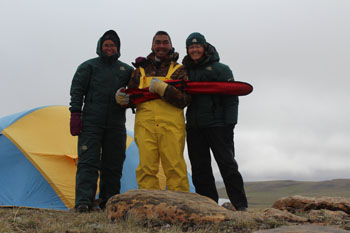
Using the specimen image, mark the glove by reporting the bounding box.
[70,112,82,136]
[132,56,147,68]
[115,87,130,105]
[149,78,168,97]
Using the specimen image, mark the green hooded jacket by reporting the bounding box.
[183,43,239,128]
[69,30,133,127]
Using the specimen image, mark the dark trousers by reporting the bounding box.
[186,125,248,209]
[75,124,126,208]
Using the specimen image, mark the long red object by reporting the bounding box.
[123,80,253,105]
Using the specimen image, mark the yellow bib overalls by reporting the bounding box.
[134,62,189,192]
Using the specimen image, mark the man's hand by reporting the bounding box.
[115,87,130,106]
[149,78,168,97]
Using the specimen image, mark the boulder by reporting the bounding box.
[106,189,239,224]
[221,202,236,211]
[308,209,349,223]
[254,224,350,233]
[258,208,307,223]
[272,195,350,214]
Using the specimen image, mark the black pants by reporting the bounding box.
[75,124,126,208]
[186,125,248,209]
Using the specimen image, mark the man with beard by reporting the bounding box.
[116,31,190,191]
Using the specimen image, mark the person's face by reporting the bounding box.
[188,44,205,63]
[152,35,172,60]
[102,40,118,56]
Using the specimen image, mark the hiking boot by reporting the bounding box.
[90,198,104,212]
[236,206,248,211]
[90,205,102,212]
[76,204,89,213]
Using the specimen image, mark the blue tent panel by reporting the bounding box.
[120,131,139,193]
[0,135,66,210]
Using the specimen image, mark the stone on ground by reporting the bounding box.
[106,189,239,224]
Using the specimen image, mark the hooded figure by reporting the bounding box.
[69,30,133,212]
[182,32,248,211]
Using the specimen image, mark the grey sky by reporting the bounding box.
[1,0,349,181]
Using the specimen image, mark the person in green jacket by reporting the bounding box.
[183,32,248,211]
[69,30,133,212]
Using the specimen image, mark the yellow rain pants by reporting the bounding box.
[134,62,189,192]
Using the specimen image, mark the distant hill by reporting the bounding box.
[217,179,350,210]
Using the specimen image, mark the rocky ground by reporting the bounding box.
[106,190,350,232]
[1,190,350,232]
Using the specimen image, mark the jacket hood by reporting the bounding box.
[182,42,220,68]
[96,30,121,60]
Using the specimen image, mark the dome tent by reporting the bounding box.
[0,106,194,210]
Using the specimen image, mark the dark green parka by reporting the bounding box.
[69,31,133,127]
[183,43,239,128]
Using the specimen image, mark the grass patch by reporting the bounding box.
[0,207,262,233]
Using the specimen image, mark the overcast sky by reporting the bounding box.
[1,0,349,182]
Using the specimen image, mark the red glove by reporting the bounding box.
[70,112,82,136]
[132,56,147,68]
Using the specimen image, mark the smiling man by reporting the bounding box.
[116,31,191,192]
